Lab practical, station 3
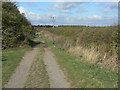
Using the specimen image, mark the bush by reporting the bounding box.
[2,2,35,49]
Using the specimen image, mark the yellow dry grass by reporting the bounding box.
[68,46,118,71]
[42,31,118,71]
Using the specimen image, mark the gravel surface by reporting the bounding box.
[43,48,69,88]
[4,47,38,88]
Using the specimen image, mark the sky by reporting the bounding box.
[17,2,118,26]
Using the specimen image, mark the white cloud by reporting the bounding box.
[53,2,76,9]
[29,11,35,15]
[96,2,118,14]
[38,8,47,12]
[49,2,86,13]
[27,12,55,24]
[27,12,41,21]
[76,7,88,13]
[103,9,110,13]
[87,15,102,20]
[18,7,117,26]
[26,11,117,26]
[109,2,118,9]
[19,7,27,16]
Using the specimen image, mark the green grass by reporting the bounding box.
[51,47,118,88]
[41,32,53,46]
[42,34,118,88]
[2,46,31,87]
[24,44,50,88]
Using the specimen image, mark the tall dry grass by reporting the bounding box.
[68,46,118,71]
[41,30,118,71]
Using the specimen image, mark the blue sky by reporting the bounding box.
[17,2,118,26]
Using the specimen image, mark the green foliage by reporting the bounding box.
[42,26,118,55]
[2,2,35,49]
[112,28,119,54]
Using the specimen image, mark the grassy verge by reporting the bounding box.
[51,47,118,88]
[42,34,118,88]
[24,44,50,88]
[2,46,31,87]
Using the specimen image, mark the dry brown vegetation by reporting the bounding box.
[40,26,118,71]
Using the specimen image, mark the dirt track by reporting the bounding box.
[43,47,69,88]
[4,47,38,88]
[4,36,69,88]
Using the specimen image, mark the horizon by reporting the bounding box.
[17,2,118,26]
[33,23,118,27]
